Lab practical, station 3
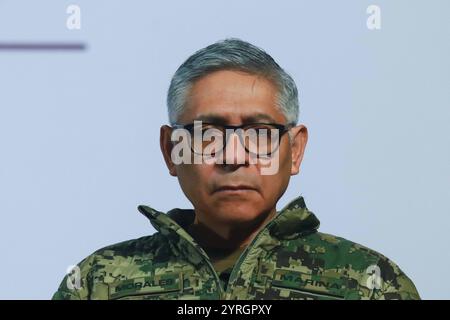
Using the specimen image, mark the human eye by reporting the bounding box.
[244,123,277,132]
[201,123,224,134]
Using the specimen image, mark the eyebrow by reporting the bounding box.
[194,112,278,124]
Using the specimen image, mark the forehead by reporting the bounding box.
[179,70,286,124]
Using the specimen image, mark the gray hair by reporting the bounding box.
[167,38,300,126]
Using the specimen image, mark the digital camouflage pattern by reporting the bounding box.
[52,196,420,300]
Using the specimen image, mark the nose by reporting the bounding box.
[222,131,248,166]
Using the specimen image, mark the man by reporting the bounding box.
[53,38,420,300]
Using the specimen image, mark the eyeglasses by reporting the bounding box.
[171,121,290,157]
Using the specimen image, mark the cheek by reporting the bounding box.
[258,143,292,175]
[258,148,292,196]
[176,164,213,197]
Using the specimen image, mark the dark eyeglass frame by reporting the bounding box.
[171,122,291,157]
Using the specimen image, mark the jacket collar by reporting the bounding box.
[137,195,320,241]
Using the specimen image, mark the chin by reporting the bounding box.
[213,203,264,224]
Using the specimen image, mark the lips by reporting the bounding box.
[214,185,257,193]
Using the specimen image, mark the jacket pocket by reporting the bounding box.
[270,283,346,300]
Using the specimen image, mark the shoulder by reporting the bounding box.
[52,232,169,300]
[281,230,398,274]
[303,231,390,262]
[80,231,176,273]
[92,232,166,259]
[284,231,421,299]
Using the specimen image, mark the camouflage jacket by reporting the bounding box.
[52,196,420,300]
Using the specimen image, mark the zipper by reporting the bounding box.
[171,230,225,298]
[173,215,279,299]
[223,216,281,298]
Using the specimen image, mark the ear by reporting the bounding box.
[160,125,178,176]
[290,125,308,175]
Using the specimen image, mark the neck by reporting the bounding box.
[187,207,277,250]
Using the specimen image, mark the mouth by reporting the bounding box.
[214,185,257,194]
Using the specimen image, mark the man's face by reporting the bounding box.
[161,70,307,227]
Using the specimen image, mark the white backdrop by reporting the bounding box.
[0,0,449,299]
